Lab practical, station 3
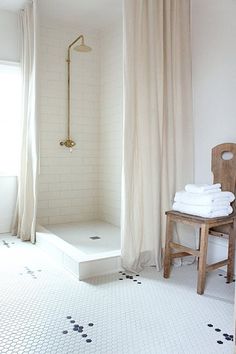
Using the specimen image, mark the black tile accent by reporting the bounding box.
[86,339,92,343]
[118,271,142,284]
[21,266,41,279]
[65,317,94,342]
[208,324,234,344]
[2,240,10,248]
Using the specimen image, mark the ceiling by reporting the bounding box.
[0,0,122,30]
[39,0,122,30]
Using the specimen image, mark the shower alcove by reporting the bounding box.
[36,1,123,279]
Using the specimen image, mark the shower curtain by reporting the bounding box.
[121,0,193,272]
[12,1,38,243]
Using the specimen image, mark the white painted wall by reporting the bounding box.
[0,10,20,61]
[0,177,17,233]
[98,23,123,226]
[191,0,236,267]
[192,0,236,183]
[0,10,20,233]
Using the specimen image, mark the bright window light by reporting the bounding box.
[0,62,21,176]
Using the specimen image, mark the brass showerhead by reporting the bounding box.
[74,35,92,52]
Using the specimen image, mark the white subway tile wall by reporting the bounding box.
[38,23,122,227]
[98,24,123,226]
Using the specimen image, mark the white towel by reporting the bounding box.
[174,190,235,206]
[172,202,233,218]
[185,183,221,194]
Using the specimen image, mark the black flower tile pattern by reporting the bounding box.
[2,240,14,248]
[62,316,93,343]
[19,267,42,279]
[207,323,234,344]
[118,270,142,284]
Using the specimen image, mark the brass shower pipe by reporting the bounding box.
[60,35,91,150]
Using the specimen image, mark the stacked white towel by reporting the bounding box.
[172,183,235,218]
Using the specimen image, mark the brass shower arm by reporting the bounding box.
[68,35,84,50]
[67,35,84,62]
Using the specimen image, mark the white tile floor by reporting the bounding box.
[0,233,234,354]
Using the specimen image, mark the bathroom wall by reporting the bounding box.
[191,0,236,184]
[98,23,123,226]
[38,25,100,225]
[0,10,19,233]
[0,10,20,61]
[191,0,236,267]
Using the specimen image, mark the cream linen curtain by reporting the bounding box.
[12,1,38,242]
[121,0,193,272]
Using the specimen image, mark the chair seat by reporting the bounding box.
[165,210,235,226]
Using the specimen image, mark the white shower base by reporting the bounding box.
[36,221,121,280]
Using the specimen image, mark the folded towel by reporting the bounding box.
[185,183,221,194]
[172,202,233,218]
[174,190,235,206]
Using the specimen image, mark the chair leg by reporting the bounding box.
[197,228,201,271]
[197,224,209,295]
[227,220,235,283]
[163,215,174,278]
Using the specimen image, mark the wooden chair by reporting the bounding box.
[163,143,236,294]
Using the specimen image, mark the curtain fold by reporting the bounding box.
[121,0,193,272]
[12,1,38,243]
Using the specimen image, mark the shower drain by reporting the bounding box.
[89,236,101,240]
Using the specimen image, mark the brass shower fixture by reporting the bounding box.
[60,34,92,151]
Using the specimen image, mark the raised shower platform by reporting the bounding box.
[36,221,121,280]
